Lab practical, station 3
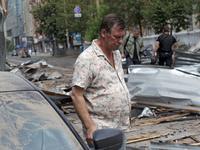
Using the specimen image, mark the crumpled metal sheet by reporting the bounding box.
[188,38,200,53]
[172,51,200,67]
[127,65,200,112]
[160,131,191,143]
[149,141,200,150]
[138,107,157,118]
[175,64,200,77]
[10,68,24,76]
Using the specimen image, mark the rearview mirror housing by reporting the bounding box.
[93,128,123,150]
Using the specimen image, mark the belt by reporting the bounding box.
[159,52,171,54]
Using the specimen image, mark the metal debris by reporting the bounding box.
[138,107,157,119]
[127,65,200,112]
[160,131,193,143]
[149,141,200,150]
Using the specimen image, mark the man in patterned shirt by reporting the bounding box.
[71,13,131,149]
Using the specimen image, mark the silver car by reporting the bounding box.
[0,72,123,150]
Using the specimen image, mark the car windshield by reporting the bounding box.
[0,91,83,150]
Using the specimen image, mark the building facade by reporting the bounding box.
[23,0,52,53]
[6,0,24,49]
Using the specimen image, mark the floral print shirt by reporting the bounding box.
[72,40,131,131]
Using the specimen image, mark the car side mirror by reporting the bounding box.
[93,128,123,150]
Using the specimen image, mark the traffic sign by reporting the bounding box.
[74,6,81,14]
[74,13,82,17]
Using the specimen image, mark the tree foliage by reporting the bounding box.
[31,0,96,43]
[103,0,146,36]
[85,0,146,41]
[31,0,200,43]
[144,0,194,35]
[62,0,96,41]
[6,39,14,52]
[31,0,66,44]
[193,0,200,24]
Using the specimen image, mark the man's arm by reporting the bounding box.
[71,86,98,145]
[119,34,129,59]
[172,42,178,60]
[152,41,159,57]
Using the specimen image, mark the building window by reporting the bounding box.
[7,30,12,36]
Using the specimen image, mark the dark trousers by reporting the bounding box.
[159,52,172,66]
[126,55,141,73]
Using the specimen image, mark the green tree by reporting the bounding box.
[31,0,66,44]
[85,3,106,41]
[85,0,146,39]
[144,0,194,35]
[31,0,96,44]
[104,0,146,36]
[6,39,14,52]
[62,0,96,41]
[193,0,200,24]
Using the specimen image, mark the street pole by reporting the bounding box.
[96,0,99,18]
[66,29,70,49]
[63,0,70,49]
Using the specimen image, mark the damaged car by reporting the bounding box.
[0,72,123,150]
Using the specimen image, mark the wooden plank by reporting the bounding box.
[190,143,200,146]
[126,133,169,144]
[190,136,200,143]
[168,133,196,143]
[125,129,136,133]
[132,113,190,127]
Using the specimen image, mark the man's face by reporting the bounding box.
[104,24,125,51]
[133,31,140,38]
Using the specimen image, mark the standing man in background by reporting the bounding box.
[152,26,177,66]
[82,41,88,52]
[71,13,131,149]
[120,28,144,72]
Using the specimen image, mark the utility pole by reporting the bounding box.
[63,0,70,49]
[66,29,70,49]
[96,0,99,18]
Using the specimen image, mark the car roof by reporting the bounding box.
[0,72,34,92]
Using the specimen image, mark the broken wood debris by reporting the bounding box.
[167,133,196,143]
[132,113,190,127]
[126,133,170,144]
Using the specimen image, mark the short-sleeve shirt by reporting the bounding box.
[157,34,176,52]
[72,40,131,131]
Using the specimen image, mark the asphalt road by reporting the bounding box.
[6,52,79,72]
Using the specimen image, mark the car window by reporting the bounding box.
[0,91,84,150]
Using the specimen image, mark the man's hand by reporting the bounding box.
[172,55,175,60]
[152,53,155,57]
[121,54,125,59]
[71,86,97,145]
[86,125,98,145]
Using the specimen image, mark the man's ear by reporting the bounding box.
[101,29,106,38]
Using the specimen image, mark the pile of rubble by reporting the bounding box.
[6,39,200,149]
[8,59,74,113]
